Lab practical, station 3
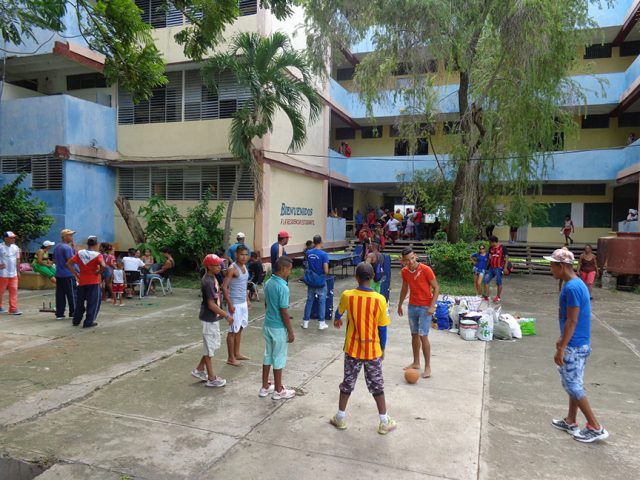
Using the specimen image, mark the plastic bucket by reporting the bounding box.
[460,320,478,341]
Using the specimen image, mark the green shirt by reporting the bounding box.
[264,274,289,329]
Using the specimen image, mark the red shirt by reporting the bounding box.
[366,212,376,225]
[401,263,436,306]
[488,244,507,269]
[414,211,423,223]
[71,251,104,286]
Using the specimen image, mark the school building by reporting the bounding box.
[1,1,639,254]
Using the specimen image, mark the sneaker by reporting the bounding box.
[205,377,227,388]
[55,317,65,320]
[482,296,489,301]
[272,387,296,400]
[573,426,609,443]
[301,320,309,329]
[493,296,501,303]
[551,418,579,434]
[329,415,347,430]
[318,321,329,330]
[0,307,4,313]
[259,383,275,397]
[378,417,397,435]
[9,310,22,315]
[191,369,207,381]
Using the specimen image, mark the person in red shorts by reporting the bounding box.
[112,259,127,306]
[577,245,598,299]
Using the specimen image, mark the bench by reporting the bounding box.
[19,272,55,290]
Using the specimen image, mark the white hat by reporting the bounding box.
[43,240,55,247]
[544,248,575,264]
[237,232,246,239]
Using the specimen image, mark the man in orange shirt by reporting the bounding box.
[330,262,396,435]
[398,247,440,378]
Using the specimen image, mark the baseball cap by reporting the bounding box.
[203,254,224,266]
[43,240,55,247]
[278,230,292,238]
[236,232,246,239]
[355,262,374,280]
[61,229,76,236]
[3,231,17,238]
[544,248,575,264]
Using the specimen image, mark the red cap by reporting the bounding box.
[278,230,292,238]
[203,254,224,266]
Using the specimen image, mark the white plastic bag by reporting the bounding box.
[499,313,522,339]
[477,309,494,341]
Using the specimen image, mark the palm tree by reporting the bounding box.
[202,31,322,249]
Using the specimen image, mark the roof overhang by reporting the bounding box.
[612,0,640,45]
[616,161,640,185]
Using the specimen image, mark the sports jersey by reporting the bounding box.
[401,263,436,306]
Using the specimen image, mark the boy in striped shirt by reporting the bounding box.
[331,262,396,435]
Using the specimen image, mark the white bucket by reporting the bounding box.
[460,320,478,341]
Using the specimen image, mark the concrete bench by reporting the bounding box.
[19,272,55,290]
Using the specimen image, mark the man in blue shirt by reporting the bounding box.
[225,232,251,263]
[53,228,77,320]
[354,210,364,235]
[270,230,291,266]
[545,248,609,443]
[302,235,329,330]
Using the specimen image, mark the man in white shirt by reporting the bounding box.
[385,217,401,244]
[0,231,22,315]
[123,248,145,297]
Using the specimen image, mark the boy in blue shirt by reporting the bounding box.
[302,235,329,330]
[545,248,609,443]
[470,245,488,296]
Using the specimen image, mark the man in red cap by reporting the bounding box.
[270,230,291,266]
[0,231,22,315]
[191,254,233,388]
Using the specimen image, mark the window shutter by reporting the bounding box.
[239,0,258,16]
[133,168,151,200]
[166,168,184,199]
[119,169,134,198]
[184,70,203,121]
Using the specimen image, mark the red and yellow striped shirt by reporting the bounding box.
[337,288,390,360]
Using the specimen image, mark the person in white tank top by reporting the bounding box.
[222,245,251,366]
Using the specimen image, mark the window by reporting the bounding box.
[620,41,640,57]
[361,126,382,139]
[584,203,612,228]
[0,156,62,190]
[532,202,571,227]
[238,0,258,16]
[66,73,107,90]
[335,128,355,140]
[583,44,612,59]
[394,140,409,156]
[394,139,427,155]
[136,0,256,27]
[443,121,460,135]
[581,114,609,129]
[618,112,640,128]
[118,165,254,200]
[540,184,606,196]
[336,68,355,81]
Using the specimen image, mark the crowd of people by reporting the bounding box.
[354,207,440,244]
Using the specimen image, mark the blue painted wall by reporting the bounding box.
[0,95,116,156]
[64,160,116,244]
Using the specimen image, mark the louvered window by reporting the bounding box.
[239,0,258,16]
[0,155,62,190]
[117,165,254,200]
[135,0,183,28]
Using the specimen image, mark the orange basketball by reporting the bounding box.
[404,368,420,384]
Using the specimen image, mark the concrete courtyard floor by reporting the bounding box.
[0,273,638,479]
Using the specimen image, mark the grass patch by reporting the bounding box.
[437,277,477,296]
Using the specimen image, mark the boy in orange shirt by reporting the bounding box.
[331,262,395,435]
[398,247,440,378]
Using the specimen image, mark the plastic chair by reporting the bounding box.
[146,270,173,296]
[126,270,144,299]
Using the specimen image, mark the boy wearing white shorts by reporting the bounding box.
[222,245,251,366]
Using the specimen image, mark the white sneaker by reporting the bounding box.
[272,386,296,400]
[205,377,227,388]
[191,369,207,381]
[259,383,275,397]
[301,320,309,329]
[318,321,329,330]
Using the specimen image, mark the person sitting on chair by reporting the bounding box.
[247,252,265,301]
[145,247,174,295]
[123,248,145,298]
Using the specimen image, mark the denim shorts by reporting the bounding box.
[263,326,288,370]
[558,345,591,400]
[472,266,485,277]
[483,267,503,286]
[408,304,432,336]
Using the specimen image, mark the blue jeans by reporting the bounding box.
[408,304,432,336]
[484,267,503,286]
[303,284,327,321]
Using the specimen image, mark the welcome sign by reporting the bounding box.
[280,203,316,225]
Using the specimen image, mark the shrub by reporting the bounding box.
[434,231,447,241]
[427,241,480,280]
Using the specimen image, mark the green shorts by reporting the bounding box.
[263,326,288,370]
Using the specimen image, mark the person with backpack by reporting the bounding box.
[483,236,509,303]
[366,241,386,294]
[302,235,329,330]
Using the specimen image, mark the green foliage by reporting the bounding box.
[434,231,447,242]
[503,195,549,227]
[399,168,452,217]
[138,193,224,271]
[0,173,54,251]
[427,241,477,280]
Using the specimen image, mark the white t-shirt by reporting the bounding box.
[386,218,400,232]
[123,256,144,271]
[113,269,125,284]
[0,243,20,278]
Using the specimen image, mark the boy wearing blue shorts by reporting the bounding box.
[261,256,296,400]
[483,236,508,303]
[546,248,609,443]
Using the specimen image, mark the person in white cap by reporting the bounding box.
[545,248,609,443]
[32,240,56,284]
[225,232,251,263]
[0,231,22,315]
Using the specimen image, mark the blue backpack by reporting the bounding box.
[303,269,326,288]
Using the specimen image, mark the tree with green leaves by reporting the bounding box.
[202,31,322,248]
[301,0,603,241]
[0,174,53,251]
[1,0,296,102]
